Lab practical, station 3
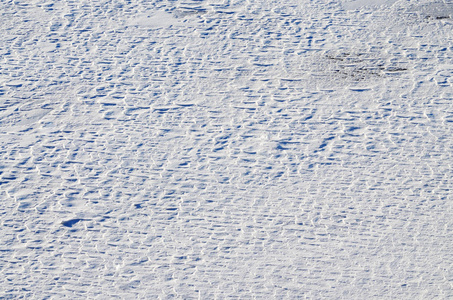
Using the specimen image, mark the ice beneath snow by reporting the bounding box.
[1,0,452,298]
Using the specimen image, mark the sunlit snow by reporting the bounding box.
[1,0,452,298]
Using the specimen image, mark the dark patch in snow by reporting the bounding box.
[61,219,85,227]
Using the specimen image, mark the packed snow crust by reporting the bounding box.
[1,0,453,298]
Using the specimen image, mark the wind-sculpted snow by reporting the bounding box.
[1,0,452,299]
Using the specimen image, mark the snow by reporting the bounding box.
[1,0,452,298]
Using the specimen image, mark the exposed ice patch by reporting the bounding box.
[36,41,57,52]
[127,11,182,28]
[306,49,410,89]
[0,107,51,132]
[341,0,399,10]
[172,7,209,19]
[407,2,453,19]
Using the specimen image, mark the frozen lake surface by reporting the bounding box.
[1,0,452,298]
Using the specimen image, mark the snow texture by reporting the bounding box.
[1,0,453,298]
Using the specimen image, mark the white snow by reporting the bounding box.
[1,0,453,298]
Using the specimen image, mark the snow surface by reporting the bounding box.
[1,0,453,298]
